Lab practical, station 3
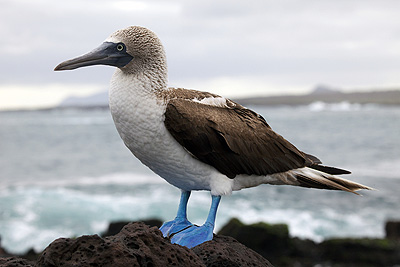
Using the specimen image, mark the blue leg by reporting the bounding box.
[159,190,193,237]
[170,194,221,248]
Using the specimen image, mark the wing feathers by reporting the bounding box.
[165,98,307,178]
[162,90,371,194]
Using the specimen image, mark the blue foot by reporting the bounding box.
[159,218,193,237]
[160,192,221,249]
[159,191,193,237]
[170,222,214,248]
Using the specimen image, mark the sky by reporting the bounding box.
[1,0,400,109]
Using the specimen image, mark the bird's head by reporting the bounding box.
[54,26,166,75]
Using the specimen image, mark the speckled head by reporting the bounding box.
[105,26,167,74]
[54,26,167,76]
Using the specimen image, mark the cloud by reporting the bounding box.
[0,0,400,108]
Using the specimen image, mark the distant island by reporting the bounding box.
[58,85,400,108]
[234,85,400,106]
[59,90,109,108]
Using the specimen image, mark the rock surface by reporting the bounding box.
[386,221,400,240]
[3,222,272,267]
[101,219,163,237]
[193,235,271,267]
[0,257,34,267]
[2,219,400,266]
[37,222,201,267]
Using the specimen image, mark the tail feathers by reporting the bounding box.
[293,168,373,195]
[309,164,351,175]
[303,153,351,175]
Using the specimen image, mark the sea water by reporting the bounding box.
[0,103,399,254]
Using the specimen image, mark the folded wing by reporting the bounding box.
[164,99,341,178]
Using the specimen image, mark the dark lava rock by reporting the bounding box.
[36,222,202,267]
[0,257,34,267]
[218,218,296,262]
[386,221,400,240]
[320,238,400,266]
[36,222,272,267]
[101,219,163,237]
[193,235,273,267]
[5,218,400,266]
[219,218,400,266]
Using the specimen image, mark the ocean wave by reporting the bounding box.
[50,116,111,125]
[308,101,364,112]
[0,109,112,126]
[223,206,384,242]
[0,184,180,254]
[1,104,399,254]
[1,178,394,254]
[1,116,111,126]
[0,173,165,191]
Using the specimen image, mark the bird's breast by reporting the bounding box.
[109,72,167,164]
[108,71,220,191]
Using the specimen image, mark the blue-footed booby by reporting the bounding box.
[54,26,372,248]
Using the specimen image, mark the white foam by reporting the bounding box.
[308,101,362,112]
[0,172,165,191]
[0,182,391,254]
[0,183,182,254]
[215,202,385,242]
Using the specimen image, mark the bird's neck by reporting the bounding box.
[109,68,168,163]
[113,63,168,94]
[119,50,168,93]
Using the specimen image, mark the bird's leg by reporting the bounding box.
[170,194,221,248]
[159,190,193,237]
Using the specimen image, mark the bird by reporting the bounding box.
[54,26,372,248]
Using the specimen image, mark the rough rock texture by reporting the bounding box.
[101,219,162,237]
[193,235,272,267]
[4,219,400,266]
[34,222,273,267]
[36,222,202,267]
[0,257,34,267]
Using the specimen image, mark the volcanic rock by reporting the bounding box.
[35,222,272,267]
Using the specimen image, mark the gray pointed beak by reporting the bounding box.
[54,42,133,71]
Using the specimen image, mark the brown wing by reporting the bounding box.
[164,98,311,178]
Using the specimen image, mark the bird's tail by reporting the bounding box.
[289,167,373,195]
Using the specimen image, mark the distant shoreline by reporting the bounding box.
[234,89,400,106]
[1,89,400,112]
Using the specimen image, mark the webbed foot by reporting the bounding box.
[159,218,193,237]
[160,192,220,249]
[170,222,214,248]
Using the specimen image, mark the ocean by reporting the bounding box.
[0,103,399,254]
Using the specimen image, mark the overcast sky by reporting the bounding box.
[1,0,400,109]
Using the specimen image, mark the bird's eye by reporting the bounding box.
[116,43,125,51]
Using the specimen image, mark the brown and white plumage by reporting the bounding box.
[54,25,372,247]
[55,25,371,196]
[162,88,371,195]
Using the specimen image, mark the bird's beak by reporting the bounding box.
[54,42,133,71]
